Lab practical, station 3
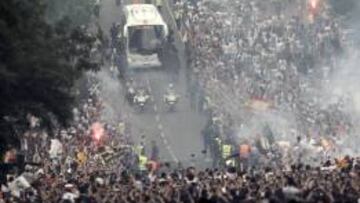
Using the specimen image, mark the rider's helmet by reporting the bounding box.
[129,78,134,84]
[168,83,174,89]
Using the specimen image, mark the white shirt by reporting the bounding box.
[62,192,79,202]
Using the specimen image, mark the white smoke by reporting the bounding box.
[317,51,360,156]
[93,69,126,125]
[315,0,360,156]
[235,110,298,144]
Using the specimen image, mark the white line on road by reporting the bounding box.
[167,147,179,163]
[146,78,152,92]
[144,68,179,164]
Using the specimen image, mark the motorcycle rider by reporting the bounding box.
[125,78,136,104]
[134,85,150,109]
[126,78,135,89]
[163,83,179,111]
[165,83,176,96]
[135,84,150,97]
[164,84,176,101]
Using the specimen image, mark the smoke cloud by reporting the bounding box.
[91,69,126,125]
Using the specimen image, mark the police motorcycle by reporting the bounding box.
[133,87,151,112]
[163,84,179,112]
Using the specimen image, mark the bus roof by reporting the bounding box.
[124,4,166,26]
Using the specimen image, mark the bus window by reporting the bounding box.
[128,25,164,55]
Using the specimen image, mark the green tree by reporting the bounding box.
[0,0,99,152]
[45,0,96,27]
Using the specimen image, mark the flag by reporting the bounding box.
[246,99,272,111]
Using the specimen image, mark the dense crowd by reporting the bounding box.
[2,155,360,202]
[1,73,137,202]
[180,0,359,165]
[2,0,360,202]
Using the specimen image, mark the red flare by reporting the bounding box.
[91,122,104,142]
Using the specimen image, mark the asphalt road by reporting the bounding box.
[97,0,210,168]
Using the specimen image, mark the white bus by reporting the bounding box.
[121,4,169,69]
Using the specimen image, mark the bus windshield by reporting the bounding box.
[128,25,164,55]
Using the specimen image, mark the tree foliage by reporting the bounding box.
[45,0,96,27]
[0,0,99,150]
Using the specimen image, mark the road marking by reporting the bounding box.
[167,147,179,163]
[99,0,182,164]
[146,78,152,92]
[144,74,179,164]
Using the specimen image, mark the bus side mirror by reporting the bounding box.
[123,27,128,38]
[164,26,169,37]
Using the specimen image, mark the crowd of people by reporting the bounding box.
[0,72,137,202]
[2,153,360,202]
[2,0,360,202]
[180,0,359,166]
